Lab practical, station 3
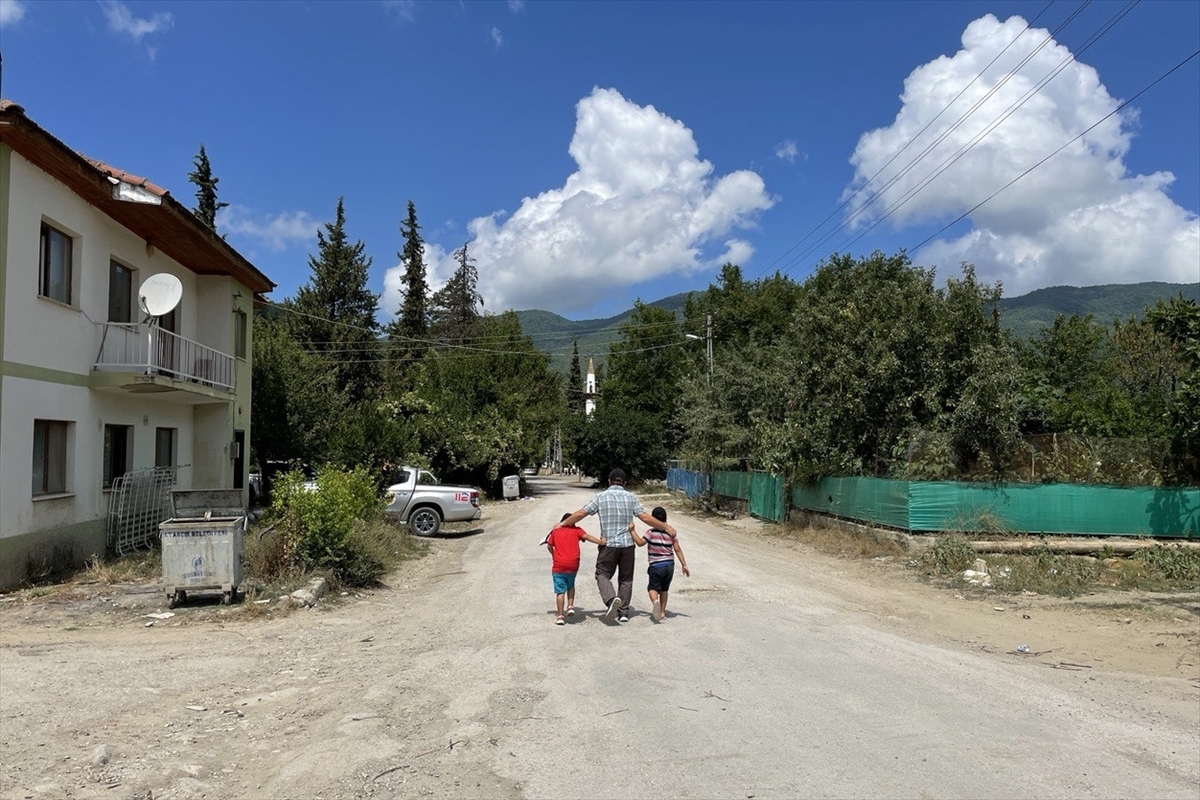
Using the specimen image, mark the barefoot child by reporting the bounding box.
[630,507,689,622]
[544,513,606,625]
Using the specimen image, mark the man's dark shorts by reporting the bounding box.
[647,561,675,593]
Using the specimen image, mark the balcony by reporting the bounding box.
[94,322,235,394]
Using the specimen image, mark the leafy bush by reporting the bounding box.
[268,465,387,585]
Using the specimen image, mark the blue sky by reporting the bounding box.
[2,0,1197,320]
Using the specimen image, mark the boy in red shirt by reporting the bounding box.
[544,513,606,625]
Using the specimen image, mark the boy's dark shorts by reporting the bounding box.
[647,561,674,593]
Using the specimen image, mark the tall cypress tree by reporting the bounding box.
[187,144,228,232]
[392,200,429,342]
[290,198,380,403]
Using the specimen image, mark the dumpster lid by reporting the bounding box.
[169,489,244,519]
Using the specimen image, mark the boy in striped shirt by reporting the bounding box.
[630,507,690,622]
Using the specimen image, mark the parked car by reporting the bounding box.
[384,467,481,537]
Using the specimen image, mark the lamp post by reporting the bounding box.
[685,314,713,385]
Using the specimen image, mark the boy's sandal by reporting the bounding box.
[555,615,565,625]
[565,606,575,616]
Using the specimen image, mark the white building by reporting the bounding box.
[585,357,596,416]
[0,101,274,589]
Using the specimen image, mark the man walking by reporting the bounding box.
[561,468,676,623]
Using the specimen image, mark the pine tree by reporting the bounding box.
[430,241,483,341]
[188,144,228,232]
[290,198,380,403]
[391,200,429,343]
[568,340,583,414]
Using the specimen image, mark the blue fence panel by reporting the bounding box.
[667,467,710,499]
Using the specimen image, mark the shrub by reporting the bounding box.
[267,465,387,585]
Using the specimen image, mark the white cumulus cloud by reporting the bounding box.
[490,26,503,49]
[846,13,1199,295]
[382,0,415,22]
[384,87,773,314]
[0,0,27,28]
[220,207,321,252]
[100,0,173,40]
[776,140,799,163]
[508,0,525,12]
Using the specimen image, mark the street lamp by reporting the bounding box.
[685,314,713,384]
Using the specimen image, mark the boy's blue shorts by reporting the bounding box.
[552,572,576,594]
[647,561,674,592]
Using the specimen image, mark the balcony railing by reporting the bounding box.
[95,322,235,392]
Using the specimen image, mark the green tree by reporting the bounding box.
[391,200,429,343]
[429,242,483,340]
[567,341,583,415]
[187,144,228,232]
[250,314,345,467]
[406,312,562,488]
[289,198,380,404]
[1147,295,1200,482]
[571,303,686,481]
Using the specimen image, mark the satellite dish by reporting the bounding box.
[138,273,183,318]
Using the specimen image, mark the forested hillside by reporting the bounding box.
[518,282,1198,373]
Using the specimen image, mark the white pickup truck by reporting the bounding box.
[385,467,482,537]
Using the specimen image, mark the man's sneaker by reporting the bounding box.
[652,598,662,622]
[566,606,576,617]
[555,615,565,625]
[618,614,630,623]
[603,597,621,623]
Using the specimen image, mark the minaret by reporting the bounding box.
[584,357,596,416]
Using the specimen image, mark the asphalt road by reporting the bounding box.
[0,474,1196,800]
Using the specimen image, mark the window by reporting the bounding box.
[103,424,132,489]
[32,420,69,496]
[234,310,247,359]
[109,261,133,323]
[39,222,73,304]
[155,427,176,469]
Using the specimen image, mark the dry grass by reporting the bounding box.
[79,550,161,584]
[774,521,906,560]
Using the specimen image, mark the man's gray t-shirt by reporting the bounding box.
[582,485,644,548]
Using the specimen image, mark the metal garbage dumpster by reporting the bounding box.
[502,474,520,501]
[160,489,245,608]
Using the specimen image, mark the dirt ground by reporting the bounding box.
[1,480,1197,799]
[719,514,1200,682]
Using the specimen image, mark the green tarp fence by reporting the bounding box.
[712,471,751,500]
[791,478,1200,538]
[748,471,787,522]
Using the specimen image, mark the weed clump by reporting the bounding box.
[1131,544,1200,587]
[923,535,976,575]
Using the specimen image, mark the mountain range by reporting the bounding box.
[515,281,1199,374]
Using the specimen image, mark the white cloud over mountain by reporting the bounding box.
[846,14,1199,295]
[384,87,773,315]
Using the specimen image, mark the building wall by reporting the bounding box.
[0,147,254,589]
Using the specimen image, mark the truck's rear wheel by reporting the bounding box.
[408,507,442,537]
